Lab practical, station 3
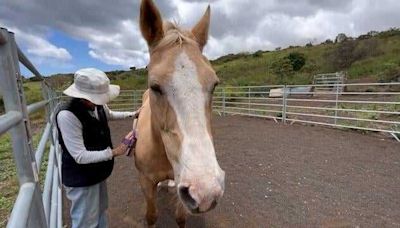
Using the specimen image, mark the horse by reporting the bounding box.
[133,0,225,227]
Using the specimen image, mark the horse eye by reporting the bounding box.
[150,84,163,95]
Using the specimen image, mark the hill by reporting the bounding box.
[99,28,400,89]
[21,28,400,92]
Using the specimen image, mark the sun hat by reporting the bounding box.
[63,68,120,105]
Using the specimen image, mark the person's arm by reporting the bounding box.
[103,104,139,120]
[57,110,115,164]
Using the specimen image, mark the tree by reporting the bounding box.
[272,57,293,84]
[335,33,348,43]
[332,40,357,69]
[252,50,263,58]
[287,52,306,71]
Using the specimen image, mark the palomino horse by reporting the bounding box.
[133,0,225,226]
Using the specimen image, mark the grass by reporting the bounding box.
[0,127,48,226]
[0,91,47,226]
[0,134,18,227]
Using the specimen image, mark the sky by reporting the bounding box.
[1,0,399,77]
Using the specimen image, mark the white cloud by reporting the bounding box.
[9,27,72,61]
[1,0,400,72]
[73,20,149,68]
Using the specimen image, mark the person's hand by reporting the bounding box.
[112,131,135,157]
[130,107,143,118]
[112,144,128,157]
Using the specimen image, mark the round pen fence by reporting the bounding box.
[0,28,62,228]
[212,83,400,141]
[106,83,400,141]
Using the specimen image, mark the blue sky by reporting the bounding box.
[2,0,400,77]
[19,30,123,77]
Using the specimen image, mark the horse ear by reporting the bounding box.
[140,0,164,48]
[192,5,211,52]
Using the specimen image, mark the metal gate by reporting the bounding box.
[0,28,62,227]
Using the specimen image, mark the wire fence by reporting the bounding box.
[1,28,62,228]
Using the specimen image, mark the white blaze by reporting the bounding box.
[166,51,219,180]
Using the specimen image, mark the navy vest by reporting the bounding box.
[56,98,114,187]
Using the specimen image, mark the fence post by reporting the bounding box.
[133,91,136,110]
[282,85,287,124]
[248,87,251,115]
[0,28,47,228]
[222,88,226,116]
[41,82,51,123]
[334,83,340,125]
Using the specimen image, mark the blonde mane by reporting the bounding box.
[152,21,198,53]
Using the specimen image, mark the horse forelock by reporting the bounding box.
[151,21,198,53]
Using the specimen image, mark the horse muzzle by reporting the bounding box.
[177,170,225,214]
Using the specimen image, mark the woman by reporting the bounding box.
[56,68,139,228]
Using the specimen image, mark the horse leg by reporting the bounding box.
[139,174,158,227]
[175,200,187,228]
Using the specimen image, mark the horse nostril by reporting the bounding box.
[178,186,198,210]
[209,200,218,211]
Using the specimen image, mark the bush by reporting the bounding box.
[353,38,382,59]
[377,27,400,38]
[335,33,348,43]
[330,40,358,69]
[287,52,306,71]
[271,57,293,84]
[252,50,263,58]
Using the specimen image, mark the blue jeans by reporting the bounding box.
[65,181,109,228]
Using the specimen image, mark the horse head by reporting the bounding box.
[139,0,225,214]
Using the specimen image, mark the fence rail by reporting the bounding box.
[213,83,400,140]
[111,83,400,141]
[1,28,62,228]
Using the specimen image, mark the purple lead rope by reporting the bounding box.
[121,130,137,156]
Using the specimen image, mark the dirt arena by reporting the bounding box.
[65,115,400,227]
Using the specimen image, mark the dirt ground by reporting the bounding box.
[64,115,400,228]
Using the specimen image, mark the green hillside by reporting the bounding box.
[103,28,400,89]
[1,28,400,107]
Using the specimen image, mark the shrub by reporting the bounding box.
[353,38,382,59]
[330,40,358,70]
[287,52,306,71]
[335,33,348,43]
[377,27,400,38]
[271,57,293,84]
[252,50,263,58]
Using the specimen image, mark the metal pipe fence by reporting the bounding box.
[0,28,62,227]
[112,82,399,141]
[213,83,400,141]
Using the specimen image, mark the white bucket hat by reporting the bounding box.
[63,68,120,105]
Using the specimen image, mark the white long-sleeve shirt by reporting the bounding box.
[57,105,135,164]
